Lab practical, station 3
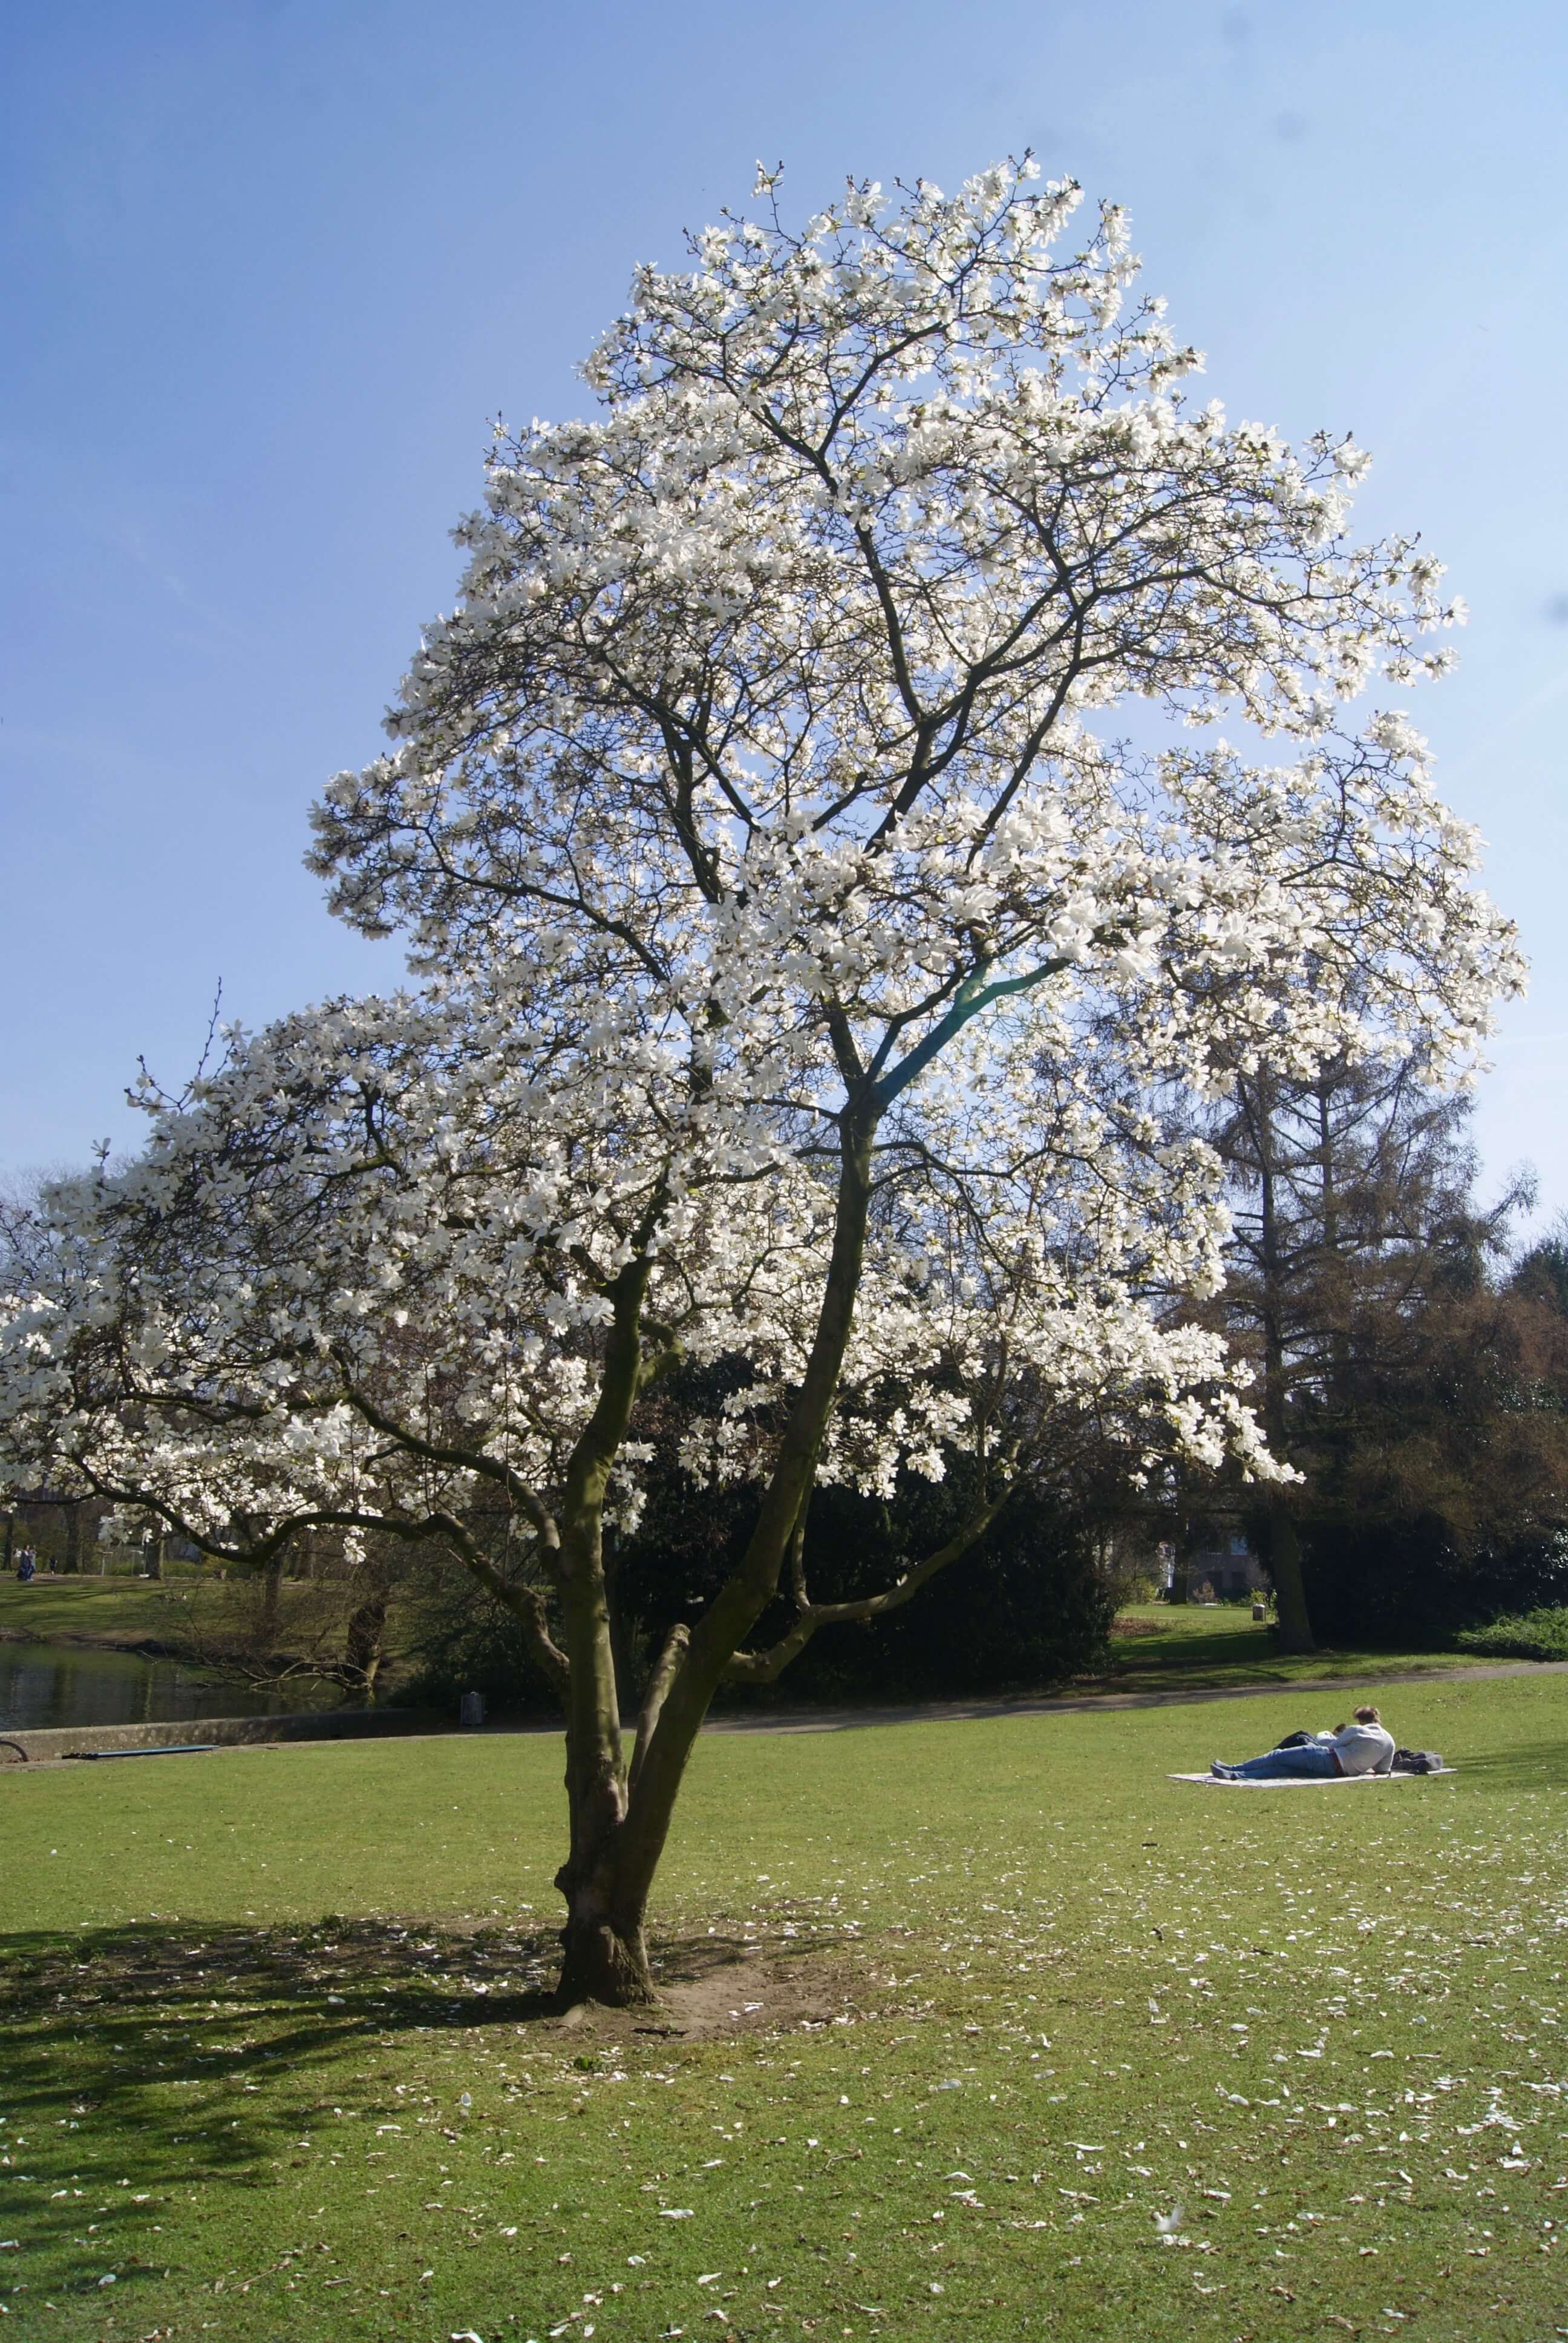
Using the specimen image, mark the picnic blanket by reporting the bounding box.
[1169,1768,1455,1789]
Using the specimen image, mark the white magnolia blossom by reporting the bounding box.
[307,166,1512,1104]
[0,975,1278,1551]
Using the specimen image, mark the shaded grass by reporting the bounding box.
[2,1676,1567,2339]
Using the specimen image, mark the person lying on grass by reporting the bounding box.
[1210,1705,1397,1781]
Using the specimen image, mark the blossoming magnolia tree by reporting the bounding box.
[0,980,1272,1996]
[1,160,1521,2004]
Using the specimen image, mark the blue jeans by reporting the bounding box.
[1224,1744,1339,1779]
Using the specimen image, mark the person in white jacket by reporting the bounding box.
[1210,1706,1397,1781]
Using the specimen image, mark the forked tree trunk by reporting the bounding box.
[544,1125,880,2008]
[550,1679,673,1998]
[554,1702,694,2005]
[551,1545,660,2005]
[534,1106,1009,2009]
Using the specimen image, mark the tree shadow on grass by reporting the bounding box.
[1454,1735,1568,1792]
[0,1912,856,2301]
[0,1913,556,2299]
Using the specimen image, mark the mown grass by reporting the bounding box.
[0,1579,195,1649]
[0,1575,422,1686]
[2,1676,1566,2342]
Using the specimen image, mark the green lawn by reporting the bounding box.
[0,1573,422,1682]
[2,1677,1566,2341]
[1099,1604,1486,1695]
[0,1577,193,1649]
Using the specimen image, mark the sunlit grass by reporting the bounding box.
[1100,1602,1488,1694]
[0,1576,197,1648]
[2,1673,1566,2339]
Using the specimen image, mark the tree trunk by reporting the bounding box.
[556,1848,656,2005]
[260,1555,283,1634]
[1266,1501,1316,1654]
[552,1535,653,2002]
[345,1586,388,1696]
[541,1119,880,2009]
[601,1532,640,1723]
[626,1126,875,1814]
[64,1505,82,1575]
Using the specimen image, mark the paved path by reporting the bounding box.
[6,1659,1561,1766]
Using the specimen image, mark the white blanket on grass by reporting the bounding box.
[1168,1768,1454,1788]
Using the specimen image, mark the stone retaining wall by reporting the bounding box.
[0,1706,443,1764]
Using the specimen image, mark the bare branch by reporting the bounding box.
[629,1622,690,1791]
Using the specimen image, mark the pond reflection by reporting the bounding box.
[0,1641,337,1732]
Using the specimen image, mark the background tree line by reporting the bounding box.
[1196,1047,1568,1652]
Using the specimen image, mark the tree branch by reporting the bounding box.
[513,1582,572,1691]
[873,955,1071,1109]
[629,1622,690,1791]
[723,1480,1018,1685]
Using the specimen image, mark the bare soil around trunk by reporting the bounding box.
[555,1930,864,2044]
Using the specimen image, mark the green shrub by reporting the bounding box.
[1454,1604,1568,1661]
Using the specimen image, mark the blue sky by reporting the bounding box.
[4,0,1566,1217]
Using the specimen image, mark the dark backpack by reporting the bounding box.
[1392,1748,1445,1774]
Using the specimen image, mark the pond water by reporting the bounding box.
[0,1640,341,1734]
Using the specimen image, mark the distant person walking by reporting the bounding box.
[1210,1705,1396,1781]
[15,1544,36,1583]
